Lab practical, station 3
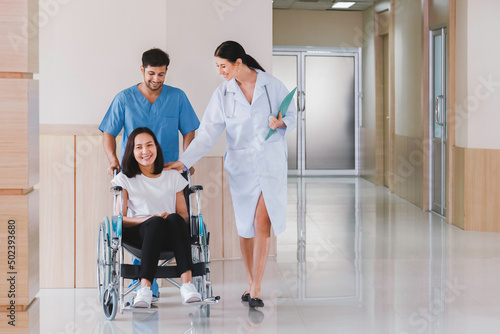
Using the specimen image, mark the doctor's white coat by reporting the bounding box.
[180,70,297,238]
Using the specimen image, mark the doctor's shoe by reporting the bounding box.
[180,282,202,304]
[134,286,153,308]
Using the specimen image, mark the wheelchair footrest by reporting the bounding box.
[122,303,159,313]
[183,296,220,306]
[121,262,207,279]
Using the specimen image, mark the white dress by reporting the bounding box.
[180,70,297,238]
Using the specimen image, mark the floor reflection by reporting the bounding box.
[34,177,500,333]
[280,177,362,304]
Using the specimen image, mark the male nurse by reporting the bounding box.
[99,48,200,301]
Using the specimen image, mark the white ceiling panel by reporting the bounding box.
[273,0,375,11]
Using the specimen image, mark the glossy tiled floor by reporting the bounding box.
[36,177,500,333]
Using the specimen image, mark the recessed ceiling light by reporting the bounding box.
[332,2,355,9]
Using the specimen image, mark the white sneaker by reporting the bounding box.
[180,282,202,304]
[134,286,152,308]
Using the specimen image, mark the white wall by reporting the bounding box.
[39,0,168,125]
[166,0,272,156]
[455,0,468,147]
[463,0,500,149]
[39,0,272,155]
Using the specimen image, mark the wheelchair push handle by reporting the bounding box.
[111,168,122,192]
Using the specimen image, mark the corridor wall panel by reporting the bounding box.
[39,135,74,288]
[0,0,39,328]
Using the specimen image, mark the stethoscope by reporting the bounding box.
[223,85,272,118]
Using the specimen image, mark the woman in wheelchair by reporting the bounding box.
[111,127,202,308]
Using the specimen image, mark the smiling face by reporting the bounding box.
[215,56,241,81]
[141,65,167,91]
[133,132,157,170]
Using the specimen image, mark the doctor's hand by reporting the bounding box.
[269,110,285,130]
[164,161,186,172]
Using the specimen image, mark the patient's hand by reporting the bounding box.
[160,212,169,219]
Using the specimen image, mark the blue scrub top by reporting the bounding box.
[99,84,200,163]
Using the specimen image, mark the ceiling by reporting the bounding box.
[273,0,375,11]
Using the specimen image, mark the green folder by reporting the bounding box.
[265,87,297,141]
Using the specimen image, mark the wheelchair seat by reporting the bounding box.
[121,242,174,261]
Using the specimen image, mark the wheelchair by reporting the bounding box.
[97,170,220,320]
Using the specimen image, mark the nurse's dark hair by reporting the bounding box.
[122,127,164,178]
[142,48,170,68]
[214,41,265,72]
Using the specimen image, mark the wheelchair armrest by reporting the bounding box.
[190,185,203,193]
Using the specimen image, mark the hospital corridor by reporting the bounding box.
[35,177,500,333]
[2,0,500,334]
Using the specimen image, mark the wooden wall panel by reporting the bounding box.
[393,134,425,209]
[452,146,465,229]
[0,0,38,73]
[413,138,424,209]
[483,150,500,232]
[191,157,224,260]
[406,138,416,205]
[27,189,39,306]
[360,127,377,185]
[0,79,38,189]
[0,190,38,308]
[75,135,113,288]
[40,135,74,288]
[464,148,486,231]
[465,148,500,232]
[0,297,39,334]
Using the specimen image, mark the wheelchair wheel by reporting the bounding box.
[97,218,111,301]
[102,287,118,321]
[97,223,106,301]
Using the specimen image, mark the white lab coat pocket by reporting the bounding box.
[224,148,252,176]
[263,140,287,172]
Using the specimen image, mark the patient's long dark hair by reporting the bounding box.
[122,127,164,178]
[214,41,265,72]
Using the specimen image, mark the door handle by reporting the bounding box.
[435,95,444,126]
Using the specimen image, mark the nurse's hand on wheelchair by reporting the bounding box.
[107,160,121,176]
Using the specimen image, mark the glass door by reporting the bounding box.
[430,27,447,216]
[272,53,300,172]
[273,47,360,176]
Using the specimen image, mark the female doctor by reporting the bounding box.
[166,41,296,308]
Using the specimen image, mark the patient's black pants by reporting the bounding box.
[123,214,193,283]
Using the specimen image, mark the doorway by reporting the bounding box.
[272,47,361,176]
[430,27,447,217]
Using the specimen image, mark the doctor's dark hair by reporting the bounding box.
[122,127,164,178]
[214,41,265,72]
[142,48,170,69]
